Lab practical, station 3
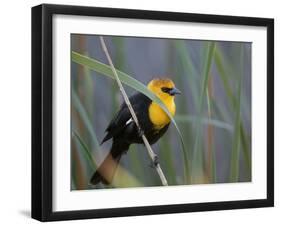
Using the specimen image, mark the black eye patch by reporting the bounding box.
[161,87,172,93]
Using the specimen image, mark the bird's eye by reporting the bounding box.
[161,87,171,93]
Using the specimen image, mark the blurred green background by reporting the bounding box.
[71,35,251,190]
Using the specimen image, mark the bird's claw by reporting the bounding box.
[148,155,159,168]
[153,155,159,167]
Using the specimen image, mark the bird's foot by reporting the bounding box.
[153,155,159,167]
[148,155,159,168]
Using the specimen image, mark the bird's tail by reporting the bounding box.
[90,141,129,185]
[90,153,121,185]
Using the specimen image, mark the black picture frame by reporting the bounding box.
[31,4,274,222]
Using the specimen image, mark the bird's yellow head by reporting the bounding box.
[147,78,181,100]
[147,78,180,128]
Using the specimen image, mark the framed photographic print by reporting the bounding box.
[32,4,274,221]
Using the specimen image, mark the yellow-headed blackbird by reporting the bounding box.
[90,78,181,185]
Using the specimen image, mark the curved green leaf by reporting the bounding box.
[73,131,97,171]
[72,90,100,152]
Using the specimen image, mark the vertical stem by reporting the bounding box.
[99,36,168,186]
[229,45,243,182]
[191,42,216,182]
[206,77,216,182]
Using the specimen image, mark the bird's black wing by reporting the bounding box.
[100,107,130,144]
[100,92,151,144]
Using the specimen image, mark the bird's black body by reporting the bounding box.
[90,92,170,185]
[102,92,170,145]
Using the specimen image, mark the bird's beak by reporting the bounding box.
[169,87,181,96]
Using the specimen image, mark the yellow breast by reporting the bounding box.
[148,99,176,129]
